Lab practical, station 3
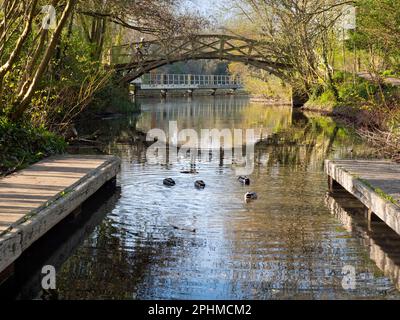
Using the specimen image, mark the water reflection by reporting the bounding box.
[3,96,400,300]
[326,191,400,292]
[135,97,293,145]
[255,112,375,173]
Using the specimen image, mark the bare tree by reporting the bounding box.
[224,0,354,97]
[78,0,207,39]
[0,0,206,121]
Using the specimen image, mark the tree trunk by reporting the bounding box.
[0,0,38,82]
[11,0,77,121]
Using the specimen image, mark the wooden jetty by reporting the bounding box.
[0,155,121,275]
[325,160,400,237]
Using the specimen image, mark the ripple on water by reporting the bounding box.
[52,97,400,300]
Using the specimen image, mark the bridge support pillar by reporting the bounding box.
[291,89,308,108]
[161,89,168,99]
[131,84,138,98]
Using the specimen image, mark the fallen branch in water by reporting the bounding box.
[169,223,196,233]
[75,138,103,145]
[358,128,400,162]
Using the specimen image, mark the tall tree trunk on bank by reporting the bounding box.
[0,0,38,95]
[80,14,107,61]
[11,0,77,121]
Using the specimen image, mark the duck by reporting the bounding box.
[238,176,251,185]
[170,224,196,233]
[244,192,258,202]
[195,180,206,189]
[163,178,176,186]
[180,169,198,174]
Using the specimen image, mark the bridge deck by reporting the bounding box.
[139,84,242,90]
[135,74,243,91]
[0,155,121,274]
[357,72,400,87]
[325,160,400,236]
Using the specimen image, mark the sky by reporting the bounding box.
[184,0,223,17]
[182,0,239,28]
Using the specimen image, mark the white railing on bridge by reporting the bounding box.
[134,74,243,90]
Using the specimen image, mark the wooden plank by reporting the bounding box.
[325,160,400,236]
[0,155,121,273]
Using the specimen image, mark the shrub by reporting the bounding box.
[0,118,66,175]
[89,78,140,114]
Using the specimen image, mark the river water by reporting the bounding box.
[3,96,400,300]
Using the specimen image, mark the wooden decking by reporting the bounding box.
[0,155,121,274]
[325,160,400,236]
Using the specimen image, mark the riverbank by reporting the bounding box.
[302,73,400,161]
[0,82,140,177]
[302,105,400,162]
[249,96,291,105]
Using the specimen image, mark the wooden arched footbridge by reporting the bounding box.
[109,34,308,106]
[110,34,290,82]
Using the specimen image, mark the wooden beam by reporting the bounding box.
[219,37,226,59]
[113,34,292,83]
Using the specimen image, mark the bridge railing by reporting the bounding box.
[139,74,242,87]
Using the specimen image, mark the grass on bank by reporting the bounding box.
[306,71,400,161]
[305,71,400,132]
[306,71,400,112]
[243,76,292,102]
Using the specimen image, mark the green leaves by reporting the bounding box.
[0,117,66,176]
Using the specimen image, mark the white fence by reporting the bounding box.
[134,74,243,90]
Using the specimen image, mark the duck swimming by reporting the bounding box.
[238,176,251,185]
[195,180,206,189]
[180,169,198,174]
[244,192,258,202]
[163,178,176,186]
